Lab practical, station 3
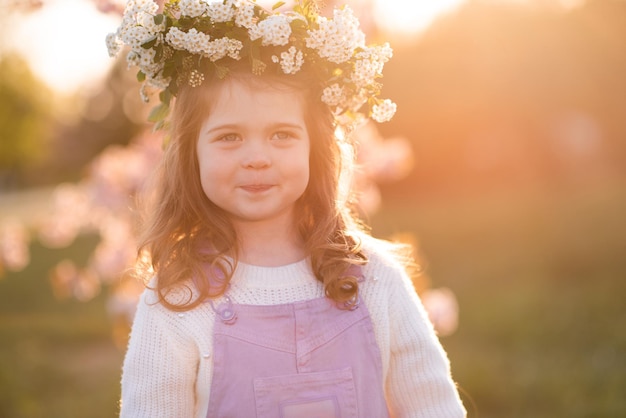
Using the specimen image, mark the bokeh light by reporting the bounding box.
[1,0,625,417]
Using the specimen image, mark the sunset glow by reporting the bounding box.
[7,0,120,94]
[8,0,467,94]
[373,0,467,35]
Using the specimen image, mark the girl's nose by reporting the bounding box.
[241,140,271,169]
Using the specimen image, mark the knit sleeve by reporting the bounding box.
[384,261,466,418]
[119,288,199,418]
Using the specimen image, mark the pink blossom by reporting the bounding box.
[421,288,460,337]
[0,219,30,272]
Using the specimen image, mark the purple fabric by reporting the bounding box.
[206,296,390,417]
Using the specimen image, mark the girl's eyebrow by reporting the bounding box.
[202,123,240,135]
[203,122,307,135]
[266,122,307,132]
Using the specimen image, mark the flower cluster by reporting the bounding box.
[165,27,243,61]
[250,14,293,46]
[305,6,365,64]
[106,0,397,128]
[371,99,397,123]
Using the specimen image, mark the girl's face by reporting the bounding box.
[196,77,310,229]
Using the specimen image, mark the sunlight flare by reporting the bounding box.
[7,0,120,94]
[373,0,467,35]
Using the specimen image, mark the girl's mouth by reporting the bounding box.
[240,184,273,192]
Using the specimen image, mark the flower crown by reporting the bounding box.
[106,0,397,129]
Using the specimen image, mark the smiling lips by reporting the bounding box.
[240,184,274,193]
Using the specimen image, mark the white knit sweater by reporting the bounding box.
[120,242,466,417]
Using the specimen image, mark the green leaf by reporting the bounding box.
[162,65,174,78]
[141,37,157,49]
[169,77,180,96]
[291,19,307,32]
[148,103,170,124]
[154,14,164,25]
[159,89,173,106]
[159,131,171,147]
[198,58,211,74]
[179,16,194,29]
[196,17,213,32]
[174,51,185,66]
[154,44,163,62]
[137,71,146,82]
[153,119,166,132]
[250,42,261,60]
[272,1,286,10]
[214,65,229,80]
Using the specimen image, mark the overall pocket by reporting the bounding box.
[253,367,358,418]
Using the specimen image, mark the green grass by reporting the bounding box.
[0,234,123,418]
[371,182,626,417]
[1,181,625,417]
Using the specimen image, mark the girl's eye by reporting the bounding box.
[217,133,240,142]
[272,131,294,141]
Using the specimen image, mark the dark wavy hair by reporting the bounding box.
[136,65,368,311]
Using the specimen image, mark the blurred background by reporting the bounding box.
[1,0,625,416]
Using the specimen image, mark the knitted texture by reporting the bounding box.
[119,239,466,417]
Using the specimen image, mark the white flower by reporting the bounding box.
[371,99,397,123]
[166,27,242,61]
[252,15,291,46]
[248,24,263,41]
[279,46,303,74]
[306,6,365,64]
[107,0,397,127]
[356,43,393,61]
[351,59,377,88]
[165,27,189,50]
[147,74,171,90]
[140,83,151,103]
[185,28,212,55]
[140,11,166,34]
[105,33,122,57]
[351,43,393,87]
[226,38,244,60]
[126,50,140,68]
[124,0,158,16]
[208,1,235,22]
[188,69,205,87]
[321,84,346,107]
[180,0,208,18]
[354,58,388,88]
[234,1,256,28]
[120,24,153,49]
[138,47,158,73]
[205,37,243,61]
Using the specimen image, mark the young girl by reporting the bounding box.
[108,1,466,416]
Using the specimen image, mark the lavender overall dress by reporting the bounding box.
[205,274,390,417]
